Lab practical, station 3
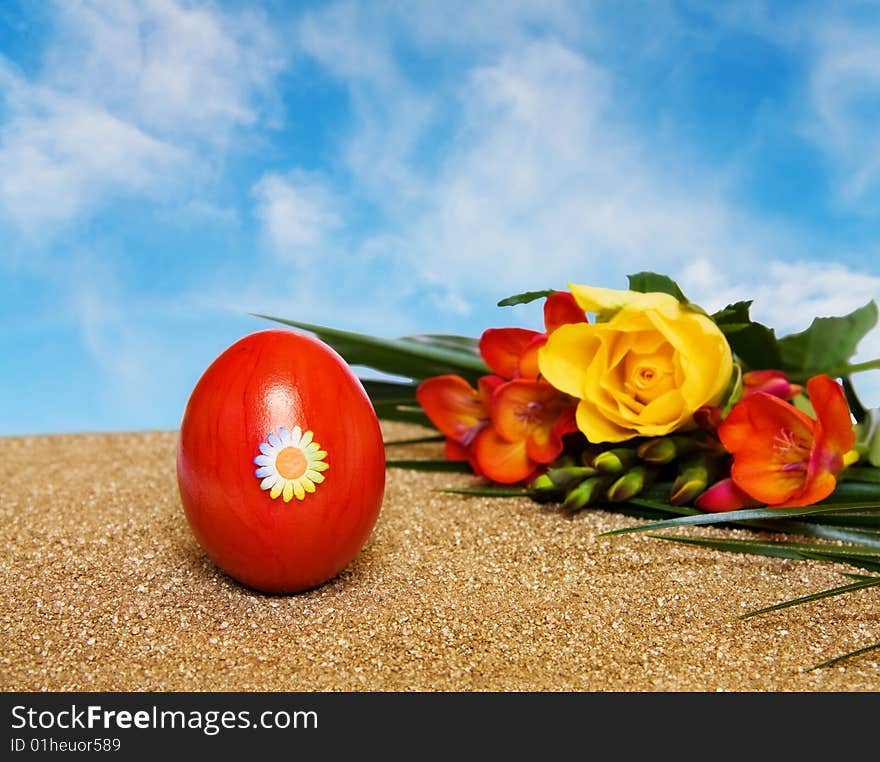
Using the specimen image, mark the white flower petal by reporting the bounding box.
[300,430,313,447]
[268,433,281,448]
[305,442,320,453]
[290,425,303,446]
[255,466,274,478]
[310,460,329,472]
[305,470,324,483]
[279,427,291,445]
[261,475,278,491]
[258,442,277,456]
[270,480,284,499]
[254,454,273,466]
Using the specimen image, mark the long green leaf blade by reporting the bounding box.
[649,533,880,562]
[601,501,880,537]
[370,403,433,426]
[809,641,880,671]
[401,334,480,353]
[360,379,419,402]
[739,577,880,620]
[386,459,473,473]
[438,486,528,498]
[384,434,445,446]
[841,466,880,485]
[253,314,489,382]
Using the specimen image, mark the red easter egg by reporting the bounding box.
[176,329,386,593]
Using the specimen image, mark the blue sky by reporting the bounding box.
[2,0,880,435]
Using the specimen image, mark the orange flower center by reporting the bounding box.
[772,428,811,472]
[515,400,545,427]
[276,446,307,479]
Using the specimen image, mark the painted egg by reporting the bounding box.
[176,329,386,593]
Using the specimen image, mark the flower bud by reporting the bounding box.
[669,454,718,505]
[636,436,697,464]
[528,473,557,496]
[563,476,609,513]
[592,448,638,475]
[742,369,802,401]
[695,478,762,513]
[606,466,648,502]
[529,466,599,501]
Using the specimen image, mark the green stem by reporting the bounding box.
[792,358,880,382]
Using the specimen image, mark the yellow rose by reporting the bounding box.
[537,284,733,442]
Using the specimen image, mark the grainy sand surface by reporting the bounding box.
[2,423,878,691]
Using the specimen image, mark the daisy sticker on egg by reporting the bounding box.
[254,426,329,502]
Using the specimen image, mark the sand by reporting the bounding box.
[2,423,878,692]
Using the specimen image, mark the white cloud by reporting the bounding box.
[679,257,880,406]
[46,0,286,143]
[0,68,182,235]
[252,171,341,266]
[0,0,287,238]
[698,2,880,207]
[386,39,782,300]
[807,23,880,204]
[281,4,880,411]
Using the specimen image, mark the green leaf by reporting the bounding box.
[627,272,690,303]
[438,486,529,498]
[841,466,880,485]
[600,501,880,537]
[253,314,489,383]
[777,301,878,378]
[371,404,434,426]
[808,641,880,671]
[386,459,473,473]
[789,547,880,572]
[401,334,480,354]
[711,300,752,326]
[651,534,880,573]
[711,301,783,370]
[650,534,816,561]
[360,379,419,402]
[497,289,555,307]
[824,480,880,502]
[384,434,446,446]
[767,520,880,547]
[803,511,880,529]
[739,576,880,620]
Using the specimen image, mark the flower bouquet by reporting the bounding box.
[257,271,880,669]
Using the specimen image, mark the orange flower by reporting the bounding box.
[479,291,587,380]
[473,379,577,482]
[717,374,857,508]
[480,328,544,379]
[416,374,499,468]
[416,374,576,483]
[415,293,584,484]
